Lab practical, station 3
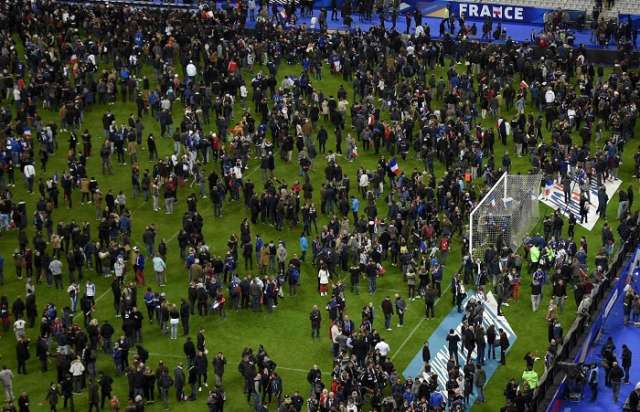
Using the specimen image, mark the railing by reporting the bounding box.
[531,220,640,411]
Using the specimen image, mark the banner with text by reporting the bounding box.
[309,0,551,24]
[449,2,549,24]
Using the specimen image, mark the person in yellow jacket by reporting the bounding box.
[545,246,556,262]
[529,244,540,272]
[522,367,539,389]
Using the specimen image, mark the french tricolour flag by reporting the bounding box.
[388,158,401,176]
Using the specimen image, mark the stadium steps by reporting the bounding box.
[609,0,640,15]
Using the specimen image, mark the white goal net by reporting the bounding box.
[469,173,543,259]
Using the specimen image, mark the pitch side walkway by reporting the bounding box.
[554,263,640,411]
[402,291,517,406]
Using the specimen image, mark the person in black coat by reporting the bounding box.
[309,305,321,339]
[16,337,30,374]
[446,329,460,366]
[195,351,209,391]
[422,341,431,367]
[187,283,198,315]
[622,344,633,384]
[116,336,129,369]
[499,329,510,365]
[12,297,25,321]
[99,372,113,409]
[100,320,114,354]
[87,379,100,412]
[424,284,437,319]
[60,375,73,411]
[136,345,149,364]
[17,392,29,412]
[47,382,61,412]
[197,330,206,353]
[180,298,191,336]
[174,364,185,401]
[80,294,93,327]
[25,294,37,328]
[188,364,198,400]
[36,335,48,372]
[610,361,625,403]
[184,337,196,366]
[212,352,226,387]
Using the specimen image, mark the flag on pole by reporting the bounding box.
[388,158,401,176]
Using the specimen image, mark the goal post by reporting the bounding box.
[469,173,543,259]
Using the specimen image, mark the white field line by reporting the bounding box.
[390,281,453,361]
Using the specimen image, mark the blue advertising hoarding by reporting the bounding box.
[449,2,549,24]
[620,14,640,29]
[311,0,551,25]
[311,0,551,24]
[412,1,551,25]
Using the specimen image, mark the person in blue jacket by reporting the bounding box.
[299,233,308,262]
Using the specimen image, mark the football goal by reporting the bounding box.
[469,172,543,259]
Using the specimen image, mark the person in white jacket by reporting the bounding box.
[374,338,391,360]
[113,255,125,281]
[0,366,14,402]
[318,265,330,296]
[69,357,85,393]
[358,171,369,198]
[23,163,35,193]
[153,255,167,286]
[186,61,197,78]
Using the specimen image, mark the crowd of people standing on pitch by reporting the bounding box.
[0,0,640,411]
